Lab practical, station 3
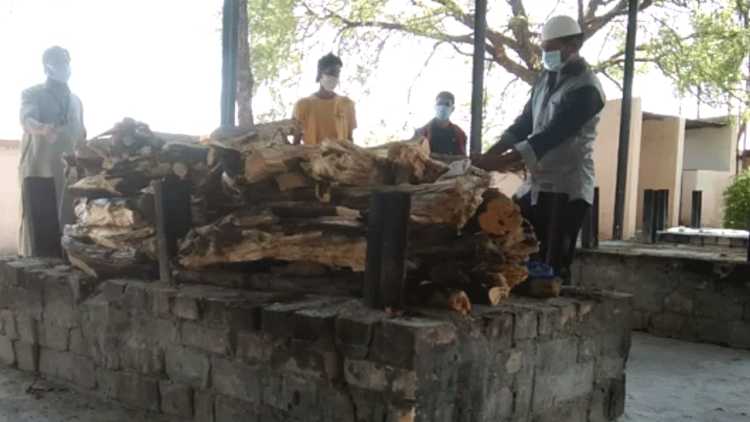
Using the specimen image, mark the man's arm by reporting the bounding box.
[347,100,357,143]
[514,86,604,168]
[19,88,53,137]
[486,98,533,155]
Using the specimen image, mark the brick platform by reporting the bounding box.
[574,249,750,350]
[0,257,631,421]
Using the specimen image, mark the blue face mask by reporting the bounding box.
[45,63,71,83]
[435,104,453,121]
[542,50,563,72]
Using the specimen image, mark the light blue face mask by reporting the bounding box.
[435,104,454,121]
[542,50,563,72]
[45,63,71,83]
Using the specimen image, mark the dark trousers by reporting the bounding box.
[517,192,590,283]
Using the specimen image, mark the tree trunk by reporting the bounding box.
[236,0,254,129]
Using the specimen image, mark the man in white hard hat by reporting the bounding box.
[473,16,605,293]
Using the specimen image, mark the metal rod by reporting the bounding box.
[221,0,240,128]
[612,0,640,239]
[691,190,702,228]
[364,192,411,309]
[642,189,655,243]
[469,0,488,154]
[22,177,62,258]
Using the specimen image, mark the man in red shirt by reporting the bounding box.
[416,92,467,156]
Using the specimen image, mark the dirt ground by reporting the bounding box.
[0,333,746,421]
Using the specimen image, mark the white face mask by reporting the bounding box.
[542,50,563,72]
[320,75,339,92]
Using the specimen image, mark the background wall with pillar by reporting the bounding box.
[0,141,20,255]
[594,98,643,241]
[636,115,685,231]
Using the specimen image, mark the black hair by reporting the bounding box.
[316,53,343,82]
[436,91,455,105]
[43,46,70,65]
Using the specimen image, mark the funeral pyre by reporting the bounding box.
[62,118,538,314]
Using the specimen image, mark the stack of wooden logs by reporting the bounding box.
[63,118,538,314]
[62,118,209,278]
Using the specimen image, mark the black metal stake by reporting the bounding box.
[469,0,488,154]
[582,187,600,249]
[22,177,62,258]
[153,178,193,283]
[643,189,656,244]
[691,190,702,228]
[364,191,411,309]
[612,0,640,240]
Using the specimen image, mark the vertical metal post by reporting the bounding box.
[612,0,640,239]
[643,189,656,243]
[470,0,488,154]
[364,192,411,309]
[654,190,667,233]
[153,179,193,284]
[691,190,702,228]
[582,187,600,249]
[592,187,600,248]
[22,177,62,258]
[221,0,240,128]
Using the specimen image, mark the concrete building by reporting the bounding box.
[0,141,20,255]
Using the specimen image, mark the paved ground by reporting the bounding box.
[0,333,746,421]
[621,333,750,422]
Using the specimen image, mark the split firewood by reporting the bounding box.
[74,197,153,227]
[410,281,472,315]
[303,140,391,186]
[275,172,312,192]
[65,224,157,259]
[475,189,524,237]
[62,233,156,279]
[244,144,315,184]
[69,174,147,197]
[368,138,449,184]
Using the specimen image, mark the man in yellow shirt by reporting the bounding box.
[293,53,357,145]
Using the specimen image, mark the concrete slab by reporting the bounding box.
[622,333,750,422]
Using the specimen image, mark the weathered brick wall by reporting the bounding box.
[573,250,750,349]
[0,257,631,422]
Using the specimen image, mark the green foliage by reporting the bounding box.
[723,170,750,229]
[647,4,750,108]
[247,0,300,86]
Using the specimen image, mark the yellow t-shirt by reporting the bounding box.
[292,94,357,145]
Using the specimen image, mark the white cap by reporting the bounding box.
[542,16,582,42]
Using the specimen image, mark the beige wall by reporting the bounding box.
[636,117,685,231]
[680,170,733,228]
[0,144,20,255]
[593,98,643,241]
[684,123,737,173]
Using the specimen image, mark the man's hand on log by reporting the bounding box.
[471,149,525,173]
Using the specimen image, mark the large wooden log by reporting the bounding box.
[63,234,157,279]
[74,197,154,227]
[65,224,157,259]
[178,205,366,271]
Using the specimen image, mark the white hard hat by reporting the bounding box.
[542,16,582,42]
